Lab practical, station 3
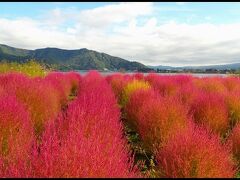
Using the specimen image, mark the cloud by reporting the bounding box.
[77,2,153,28]
[1,2,240,66]
[176,2,188,5]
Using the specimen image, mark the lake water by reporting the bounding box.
[76,70,231,77]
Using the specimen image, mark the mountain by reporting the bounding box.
[181,63,240,70]
[149,63,240,71]
[0,44,148,71]
[2,44,239,72]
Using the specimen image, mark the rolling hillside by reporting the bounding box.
[0,44,148,71]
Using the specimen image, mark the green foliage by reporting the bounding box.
[0,44,30,57]
[0,44,148,71]
[0,60,47,77]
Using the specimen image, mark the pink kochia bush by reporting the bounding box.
[15,78,61,136]
[156,124,236,178]
[223,77,240,92]
[125,88,158,130]
[174,82,200,109]
[224,90,240,127]
[0,95,33,176]
[0,86,4,96]
[29,71,141,178]
[145,73,180,97]
[193,77,227,94]
[227,123,240,164]
[0,73,60,136]
[0,72,81,137]
[190,91,229,136]
[45,72,81,105]
[65,71,81,94]
[105,73,131,104]
[137,96,190,151]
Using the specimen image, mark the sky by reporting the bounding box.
[1,2,240,67]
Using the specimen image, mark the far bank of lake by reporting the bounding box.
[75,70,233,77]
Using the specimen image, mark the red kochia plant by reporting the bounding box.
[227,123,240,165]
[193,77,227,94]
[124,88,158,130]
[105,73,129,103]
[145,73,180,97]
[224,90,240,127]
[0,95,33,175]
[1,73,62,137]
[172,75,193,87]
[223,77,240,92]
[137,96,189,151]
[78,70,107,95]
[0,86,4,96]
[156,125,236,178]
[174,82,200,109]
[45,72,81,105]
[190,91,229,136]
[64,71,81,95]
[133,73,144,80]
[17,78,62,137]
[29,72,141,178]
[44,72,73,105]
[0,73,31,90]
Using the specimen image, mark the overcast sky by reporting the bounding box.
[1,2,240,66]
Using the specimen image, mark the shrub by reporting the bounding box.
[0,60,47,77]
[1,73,62,137]
[133,73,144,80]
[45,72,73,104]
[0,95,33,174]
[44,72,81,106]
[137,96,189,151]
[29,120,139,178]
[121,79,151,106]
[173,82,200,109]
[193,77,227,94]
[21,79,62,136]
[224,91,240,127]
[190,91,229,136]
[0,86,4,97]
[106,73,129,103]
[227,123,240,165]
[223,77,240,92]
[173,75,193,87]
[124,88,158,130]
[65,71,81,96]
[28,72,141,178]
[156,125,236,178]
[145,74,180,97]
[78,70,109,96]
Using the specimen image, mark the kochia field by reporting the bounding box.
[0,69,240,178]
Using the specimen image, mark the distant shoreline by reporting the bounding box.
[69,70,233,77]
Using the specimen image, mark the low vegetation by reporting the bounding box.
[1,61,240,177]
[0,60,47,77]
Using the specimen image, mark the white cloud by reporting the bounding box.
[1,2,240,66]
[176,2,188,5]
[77,2,153,28]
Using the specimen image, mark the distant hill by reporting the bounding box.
[149,63,240,70]
[0,44,148,71]
[1,44,239,72]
